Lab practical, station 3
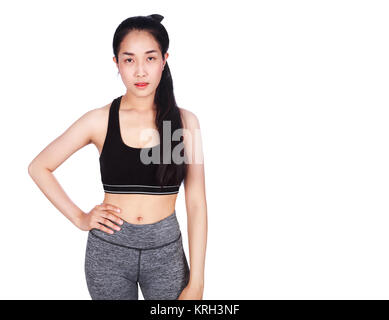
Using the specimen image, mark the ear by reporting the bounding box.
[113,56,120,74]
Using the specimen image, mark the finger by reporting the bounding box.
[100,218,121,231]
[101,212,124,226]
[101,203,121,214]
[96,222,115,234]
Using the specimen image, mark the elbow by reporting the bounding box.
[186,200,207,214]
[28,161,47,176]
[28,161,36,177]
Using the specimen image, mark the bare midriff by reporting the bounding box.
[102,192,178,225]
[95,103,180,225]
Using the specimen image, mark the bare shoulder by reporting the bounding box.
[77,102,109,122]
[178,107,200,130]
[90,102,111,120]
[27,102,112,172]
[81,102,111,144]
[75,103,98,126]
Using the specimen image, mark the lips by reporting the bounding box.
[135,82,149,87]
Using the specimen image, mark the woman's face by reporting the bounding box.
[113,30,168,97]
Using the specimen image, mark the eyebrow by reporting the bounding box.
[121,50,158,56]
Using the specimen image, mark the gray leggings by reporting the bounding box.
[84,210,190,300]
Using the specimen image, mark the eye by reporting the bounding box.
[125,57,155,63]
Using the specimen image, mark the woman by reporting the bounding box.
[28,14,207,300]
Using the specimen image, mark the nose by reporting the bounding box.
[134,62,147,77]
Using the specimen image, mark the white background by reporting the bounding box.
[1,0,388,299]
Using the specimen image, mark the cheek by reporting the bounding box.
[121,74,132,83]
[119,68,132,80]
[119,65,163,86]
[151,68,164,81]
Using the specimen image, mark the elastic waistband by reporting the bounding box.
[89,210,181,250]
[102,184,180,195]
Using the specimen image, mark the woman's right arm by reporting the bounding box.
[27,108,123,232]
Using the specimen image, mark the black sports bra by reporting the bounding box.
[99,95,181,195]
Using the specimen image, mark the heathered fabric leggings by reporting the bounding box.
[84,210,190,300]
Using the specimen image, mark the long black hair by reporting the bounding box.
[112,14,188,187]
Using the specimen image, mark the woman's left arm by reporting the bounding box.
[177,108,208,300]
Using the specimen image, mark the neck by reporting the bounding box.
[121,91,156,112]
